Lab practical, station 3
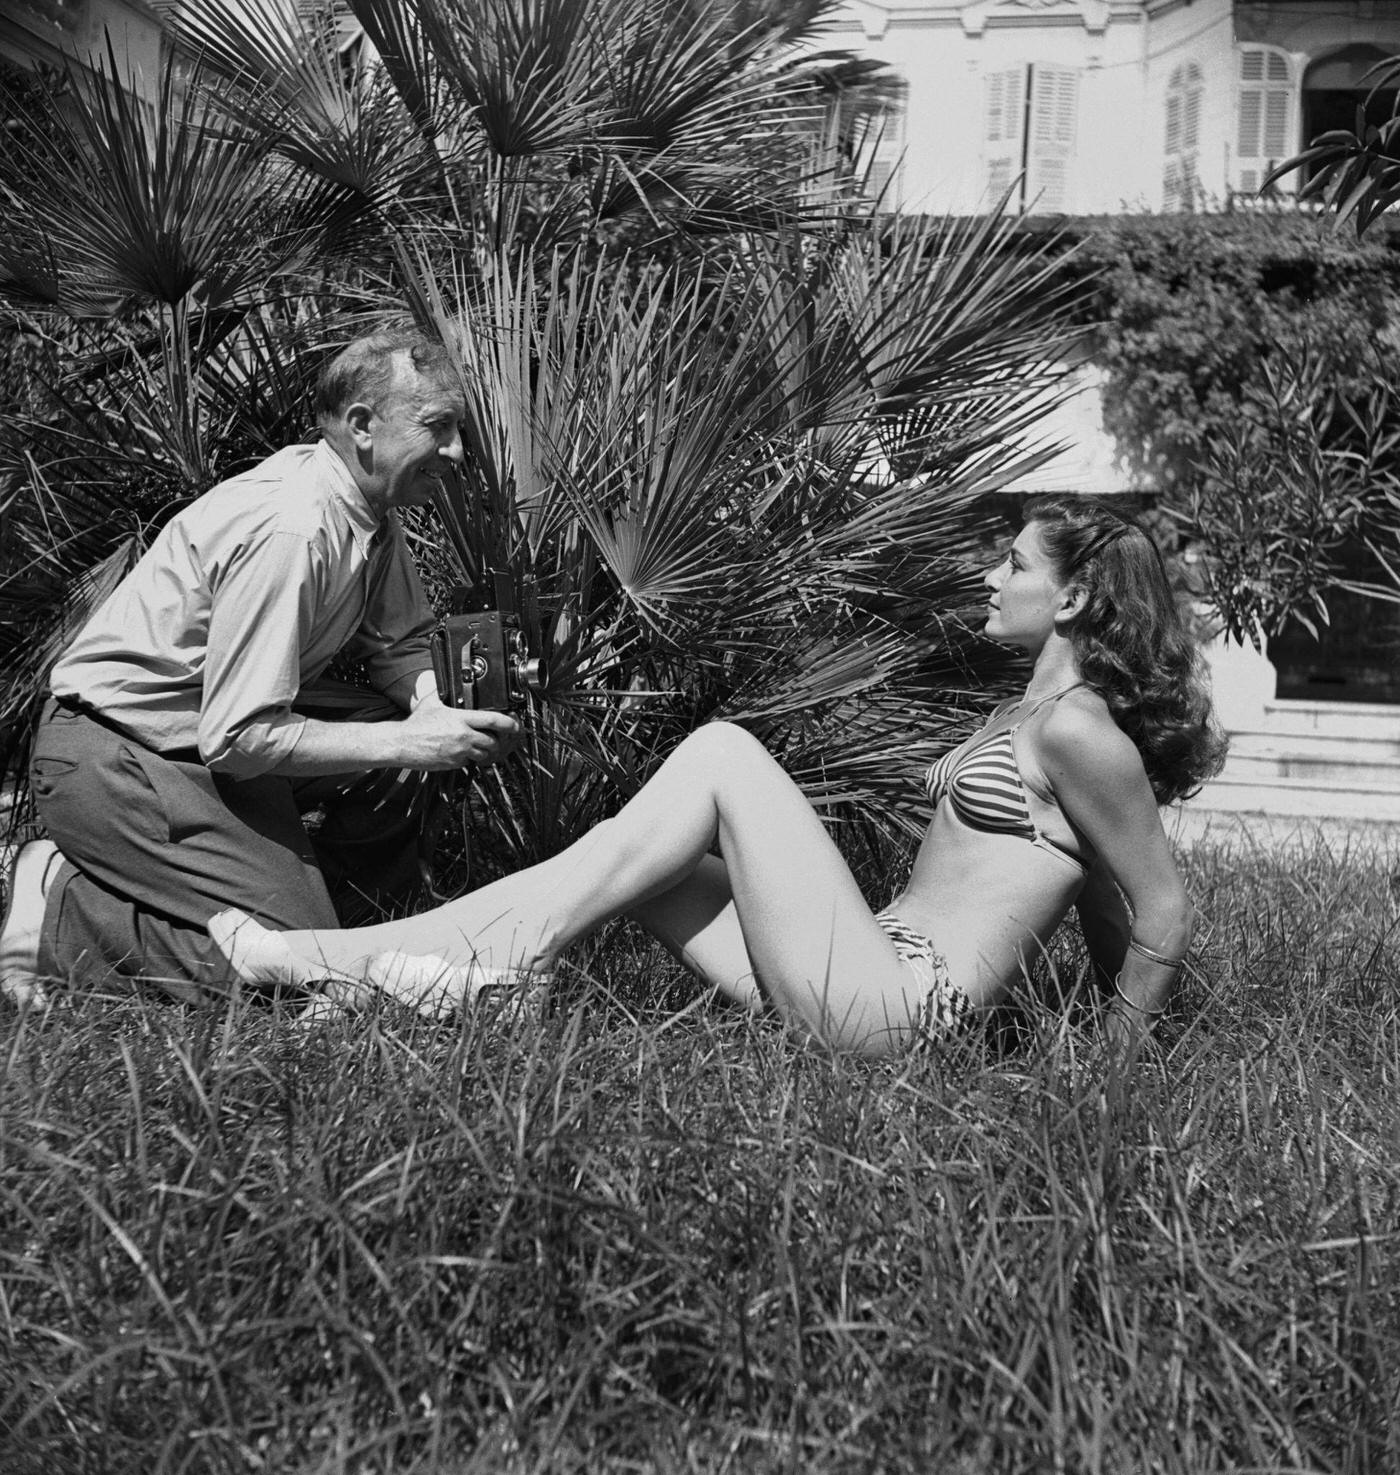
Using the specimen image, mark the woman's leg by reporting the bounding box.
[217,724,929,1052]
[626,855,764,1012]
[209,848,763,1017]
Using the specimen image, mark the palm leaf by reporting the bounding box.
[171,0,434,225]
[410,0,598,158]
[0,52,292,314]
[2,0,1080,871]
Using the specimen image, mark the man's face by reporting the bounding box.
[365,358,467,511]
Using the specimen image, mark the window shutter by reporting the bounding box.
[1236,46,1293,194]
[1263,89,1290,156]
[984,68,1026,207]
[862,77,908,209]
[1026,65,1079,214]
[1163,63,1204,210]
[1184,88,1201,150]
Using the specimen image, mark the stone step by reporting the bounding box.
[1216,712,1400,792]
[1183,773,1400,823]
[1225,730,1400,767]
[1247,700,1400,742]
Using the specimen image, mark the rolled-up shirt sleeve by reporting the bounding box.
[344,515,437,700]
[199,531,319,776]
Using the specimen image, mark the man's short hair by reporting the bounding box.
[315,329,456,425]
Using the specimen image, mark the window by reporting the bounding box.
[860,77,908,208]
[13,0,85,35]
[1236,46,1293,195]
[1163,62,1203,210]
[1301,46,1397,187]
[984,64,1080,214]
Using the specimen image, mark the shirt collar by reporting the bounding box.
[315,440,384,556]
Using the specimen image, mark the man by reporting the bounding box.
[0,327,516,1003]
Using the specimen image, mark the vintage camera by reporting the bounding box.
[430,570,546,712]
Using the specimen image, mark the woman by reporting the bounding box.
[208,497,1226,1056]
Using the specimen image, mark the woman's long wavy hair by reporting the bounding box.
[1023,496,1227,804]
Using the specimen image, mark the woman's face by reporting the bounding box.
[983,522,1074,650]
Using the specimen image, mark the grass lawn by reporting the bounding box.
[2,831,1397,1474]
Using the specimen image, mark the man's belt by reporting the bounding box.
[52,695,203,765]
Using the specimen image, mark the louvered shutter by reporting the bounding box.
[1166,92,1183,158]
[1164,63,1203,210]
[863,80,907,209]
[1184,82,1202,152]
[984,68,1026,208]
[1236,47,1293,194]
[1026,65,1079,214]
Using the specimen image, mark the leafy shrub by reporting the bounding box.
[1078,211,1400,493]
[1066,212,1400,648]
[1169,350,1400,644]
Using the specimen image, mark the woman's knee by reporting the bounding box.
[676,720,770,771]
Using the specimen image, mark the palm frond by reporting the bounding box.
[2,0,1078,861]
[172,0,434,222]
[0,51,285,313]
[349,0,453,173]
[0,489,143,782]
[411,0,598,157]
[198,306,333,464]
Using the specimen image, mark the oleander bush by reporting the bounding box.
[1077,212,1400,497]
[2,827,1397,1473]
[1074,213,1400,646]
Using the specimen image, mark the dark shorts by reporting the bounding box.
[30,691,436,995]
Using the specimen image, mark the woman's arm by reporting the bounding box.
[1074,859,1131,988]
[1036,701,1193,1052]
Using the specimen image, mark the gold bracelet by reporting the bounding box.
[1114,973,1167,1017]
[1127,936,1185,970]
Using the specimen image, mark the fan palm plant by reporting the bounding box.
[0,0,1082,886]
[0,30,376,778]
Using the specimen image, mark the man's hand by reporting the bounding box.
[264,700,522,777]
[397,701,521,769]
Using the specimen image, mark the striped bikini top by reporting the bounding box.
[925,684,1089,869]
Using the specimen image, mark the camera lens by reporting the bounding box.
[513,657,545,695]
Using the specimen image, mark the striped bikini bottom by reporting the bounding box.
[873,908,975,1041]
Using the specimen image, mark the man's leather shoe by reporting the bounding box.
[0,838,60,1007]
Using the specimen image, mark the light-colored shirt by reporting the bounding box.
[51,441,436,778]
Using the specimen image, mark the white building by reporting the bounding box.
[2,0,164,80]
[830,0,1400,217]
[1,1,355,88]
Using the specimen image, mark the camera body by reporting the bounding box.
[430,571,546,712]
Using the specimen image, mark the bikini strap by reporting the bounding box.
[1014,681,1086,724]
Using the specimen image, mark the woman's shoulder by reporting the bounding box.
[1034,687,1146,783]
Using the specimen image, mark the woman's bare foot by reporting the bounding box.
[208,908,551,1020]
[207,907,373,1006]
[364,950,554,1020]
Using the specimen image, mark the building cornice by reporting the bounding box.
[833,1,1144,40]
